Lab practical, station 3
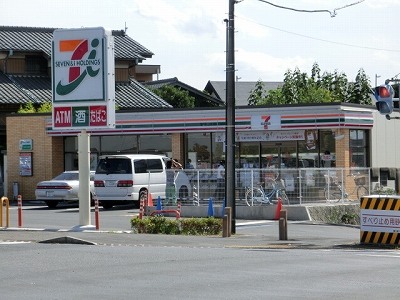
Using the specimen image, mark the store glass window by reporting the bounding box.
[64,136,100,171]
[100,135,137,154]
[240,142,260,168]
[212,133,225,169]
[350,130,367,167]
[298,140,318,168]
[186,133,212,169]
[64,136,77,152]
[138,134,171,155]
[319,130,336,168]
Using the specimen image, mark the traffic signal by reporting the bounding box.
[374,84,394,115]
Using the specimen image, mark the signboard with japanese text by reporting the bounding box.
[52,27,115,129]
[360,196,400,245]
[53,105,108,128]
[19,139,33,151]
[360,209,400,233]
[19,152,32,176]
[216,130,305,142]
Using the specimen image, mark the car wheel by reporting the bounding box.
[102,201,113,209]
[45,200,58,208]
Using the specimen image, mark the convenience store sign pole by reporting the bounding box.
[52,27,115,227]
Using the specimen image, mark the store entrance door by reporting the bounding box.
[261,142,297,169]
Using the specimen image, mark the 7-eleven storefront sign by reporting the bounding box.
[52,27,115,129]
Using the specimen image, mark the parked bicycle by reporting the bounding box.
[245,177,290,206]
[324,172,369,203]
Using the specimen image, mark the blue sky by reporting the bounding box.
[2,0,400,90]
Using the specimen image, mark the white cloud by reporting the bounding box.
[132,0,226,43]
[367,0,400,8]
[233,48,314,81]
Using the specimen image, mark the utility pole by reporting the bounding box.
[375,74,380,87]
[225,0,236,233]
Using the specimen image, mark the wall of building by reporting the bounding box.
[115,68,129,82]
[371,110,400,168]
[6,114,64,200]
[335,129,350,169]
[6,104,378,200]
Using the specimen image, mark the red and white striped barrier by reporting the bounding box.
[17,195,22,228]
[139,198,144,219]
[94,197,100,230]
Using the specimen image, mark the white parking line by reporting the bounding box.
[236,220,275,227]
[0,241,31,245]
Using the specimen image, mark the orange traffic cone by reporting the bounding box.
[274,197,282,220]
[148,193,153,206]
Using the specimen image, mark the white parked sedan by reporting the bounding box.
[35,171,95,208]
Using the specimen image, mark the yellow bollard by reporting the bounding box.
[0,196,10,227]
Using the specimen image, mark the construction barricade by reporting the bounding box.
[360,195,400,245]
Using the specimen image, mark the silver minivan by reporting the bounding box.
[94,154,166,209]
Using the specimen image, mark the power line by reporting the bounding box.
[236,15,400,53]
[256,0,365,18]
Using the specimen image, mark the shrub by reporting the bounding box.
[130,216,222,235]
[372,185,396,195]
[341,213,357,225]
[328,209,359,225]
[183,217,222,235]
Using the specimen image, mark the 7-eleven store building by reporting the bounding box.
[6,102,382,200]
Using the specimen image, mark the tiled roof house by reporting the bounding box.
[143,77,224,107]
[0,26,173,138]
[0,25,183,165]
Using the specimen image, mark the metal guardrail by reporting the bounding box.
[177,168,371,206]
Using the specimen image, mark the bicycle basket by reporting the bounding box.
[355,176,366,186]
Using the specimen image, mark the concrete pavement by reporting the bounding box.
[0,220,362,249]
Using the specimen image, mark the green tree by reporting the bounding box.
[150,85,195,108]
[348,68,372,105]
[18,101,117,113]
[18,101,52,113]
[36,102,52,113]
[18,102,37,113]
[247,79,266,105]
[251,62,371,105]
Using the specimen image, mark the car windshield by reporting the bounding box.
[96,158,132,174]
[53,173,79,181]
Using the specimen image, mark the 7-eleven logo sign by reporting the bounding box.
[55,39,100,96]
[262,116,271,129]
[52,27,105,102]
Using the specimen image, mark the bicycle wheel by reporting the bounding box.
[276,190,290,205]
[357,186,369,199]
[245,187,264,206]
[324,185,342,203]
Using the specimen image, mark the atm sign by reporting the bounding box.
[53,105,107,128]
